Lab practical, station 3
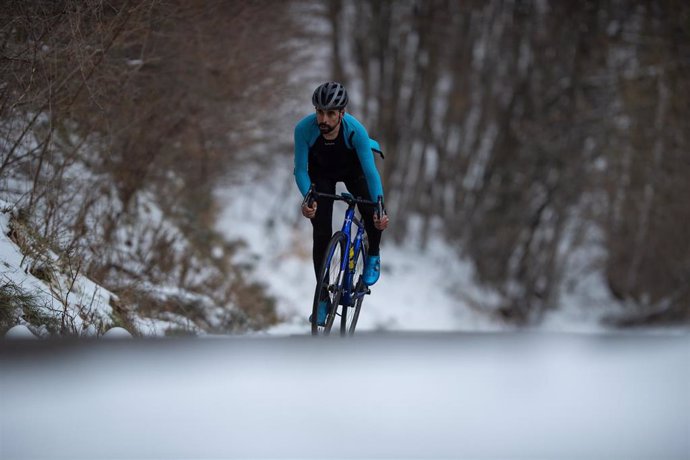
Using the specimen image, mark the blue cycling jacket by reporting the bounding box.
[294,113,384,201]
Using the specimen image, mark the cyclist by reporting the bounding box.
[294,81,389,325]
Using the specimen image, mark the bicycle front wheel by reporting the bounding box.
[311,232,346,336]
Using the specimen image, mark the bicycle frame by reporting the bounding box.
[338,202,367,307]
[309,188,380,307]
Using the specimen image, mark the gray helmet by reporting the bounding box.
[312,81,349,110]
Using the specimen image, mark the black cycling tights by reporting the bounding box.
[310,174,381,280]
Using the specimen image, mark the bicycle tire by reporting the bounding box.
[347,280,366,335]
[311,232,346,336]
[341,241,367,336]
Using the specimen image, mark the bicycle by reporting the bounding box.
[304,185,383,336]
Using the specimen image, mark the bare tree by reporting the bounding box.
[329,0,690,325]
[1,0,303,333]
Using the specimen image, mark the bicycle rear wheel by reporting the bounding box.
[347,281,367,335]
[311,232,346,336]
[341,242,367,336]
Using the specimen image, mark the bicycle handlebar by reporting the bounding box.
[303,184,384,219]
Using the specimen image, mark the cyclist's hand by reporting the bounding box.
[302,200,317,219]
[374,212,389,230]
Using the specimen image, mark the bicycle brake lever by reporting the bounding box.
[302,184,316,207]
[376,196,384,220]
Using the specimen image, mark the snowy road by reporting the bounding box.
[1,331,688,459]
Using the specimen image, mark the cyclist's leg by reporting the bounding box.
[344,173,382,256]
[309,174,337,279]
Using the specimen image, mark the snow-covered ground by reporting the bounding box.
[0,152,672,338]
[0,201,115,337]
[1,140,687,460]
[216,157,622,336]
[1,332,688,459]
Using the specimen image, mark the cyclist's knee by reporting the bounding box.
[313,229,332,242]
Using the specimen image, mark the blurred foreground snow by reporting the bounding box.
[1,332,688,459]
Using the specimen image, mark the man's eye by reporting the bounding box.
[328,111,337,117]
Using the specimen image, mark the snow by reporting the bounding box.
[0,201,116,337]
[1,333,687,459]
[217,160,504,335]
[102,327,133,339]
[0,136,664,338]
[0,50,686,460]
[3,325,37,339]
[216,155,633,336]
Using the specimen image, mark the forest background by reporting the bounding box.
[1,0,688,336]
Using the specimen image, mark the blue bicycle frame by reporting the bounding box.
[308,189,381,304]
[338,197,367,307]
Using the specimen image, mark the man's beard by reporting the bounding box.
[319,123,335,134]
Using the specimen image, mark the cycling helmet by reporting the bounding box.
[312,81,349,110]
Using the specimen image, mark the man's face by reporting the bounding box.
[316,108,343,134]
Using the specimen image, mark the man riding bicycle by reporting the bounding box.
[294,81,389,325]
